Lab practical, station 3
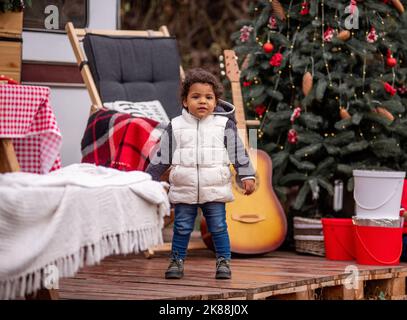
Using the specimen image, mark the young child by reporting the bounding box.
[146,68,256,280]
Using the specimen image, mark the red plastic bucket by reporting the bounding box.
[355,225,403,265]
[401,179,407,211]
[322,218,355,261]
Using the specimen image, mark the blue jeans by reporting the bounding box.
[171,202,231,260]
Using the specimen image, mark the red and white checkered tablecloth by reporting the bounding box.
[0,84,62,174]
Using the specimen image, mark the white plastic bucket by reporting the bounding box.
[353,170,406,219]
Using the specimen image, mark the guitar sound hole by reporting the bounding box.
[239,214,257,219]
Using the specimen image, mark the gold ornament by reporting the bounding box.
[392,0,405,13]
[376,107,395,122]
[337,30,351,41]
[302,71,313,96]
[339,108,351,120]
[271,0,286,21]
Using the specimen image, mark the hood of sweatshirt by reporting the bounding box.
[212,99,236,123]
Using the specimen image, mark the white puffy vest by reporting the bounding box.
[168,109,234,204]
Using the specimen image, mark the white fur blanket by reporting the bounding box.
[0,164,170,300]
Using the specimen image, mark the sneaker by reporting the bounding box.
[165,259,184,279]
[215,257,231,279]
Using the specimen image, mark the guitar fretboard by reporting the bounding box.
[231,82,249,150]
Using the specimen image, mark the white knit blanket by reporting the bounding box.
[0,164,170,300]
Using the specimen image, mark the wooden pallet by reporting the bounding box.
[254,269,407,300]
[56,245,407,300]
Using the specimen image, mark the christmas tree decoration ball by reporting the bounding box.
[337,30,351,41]
[387,56,397,67]
[263,42,274,53]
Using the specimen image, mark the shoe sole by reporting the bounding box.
[165,272,184,279]
[215,273,231,279]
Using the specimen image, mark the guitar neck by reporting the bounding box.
[230,82,249,149]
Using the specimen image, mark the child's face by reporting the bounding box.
[183,83,216,119]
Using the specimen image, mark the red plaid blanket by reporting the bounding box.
[81,108,163,171]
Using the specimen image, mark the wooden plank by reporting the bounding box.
[74,29,166,38]
[0,41,21,82]
[249,284,311,300]
[295,290,315,300]
[0,11,23,36]
[152,241,207,252]
[268,289,315,300]
[60,276,246,300]
[65,22,103,111]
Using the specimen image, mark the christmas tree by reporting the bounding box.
[233,0,407,218]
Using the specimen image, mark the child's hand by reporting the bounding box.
[242,179,255,195]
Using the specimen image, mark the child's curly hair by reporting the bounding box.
[180,68,224,104]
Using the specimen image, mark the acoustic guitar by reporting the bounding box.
[200,50,287,254]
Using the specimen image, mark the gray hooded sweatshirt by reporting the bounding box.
[146,100,255,204]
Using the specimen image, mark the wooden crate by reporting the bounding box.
[0,40,22,82]
[0,11,23,38]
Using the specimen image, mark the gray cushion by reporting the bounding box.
[83,34,182,119]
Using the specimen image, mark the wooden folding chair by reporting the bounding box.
[65,22,185,115]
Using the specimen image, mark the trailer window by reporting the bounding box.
[23,0,88,32]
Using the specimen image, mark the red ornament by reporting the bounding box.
[268,16,278,29]
[323,27,335,42]
[290,107,302,123]
[239,25,253,43]
[387,56,397,68]
[398,85,407,95]
[269,52,283,67]
[263,42,274,54]
[288,129,298,144]
[300,1,310,15]
[384,82,397,96]
[255,104,267,117]
[386,50,397,68]
[243,81,252,87]
[366,27,378,43]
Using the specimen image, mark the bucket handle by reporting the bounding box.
[355,227,402,265]
[353,179,403,210]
